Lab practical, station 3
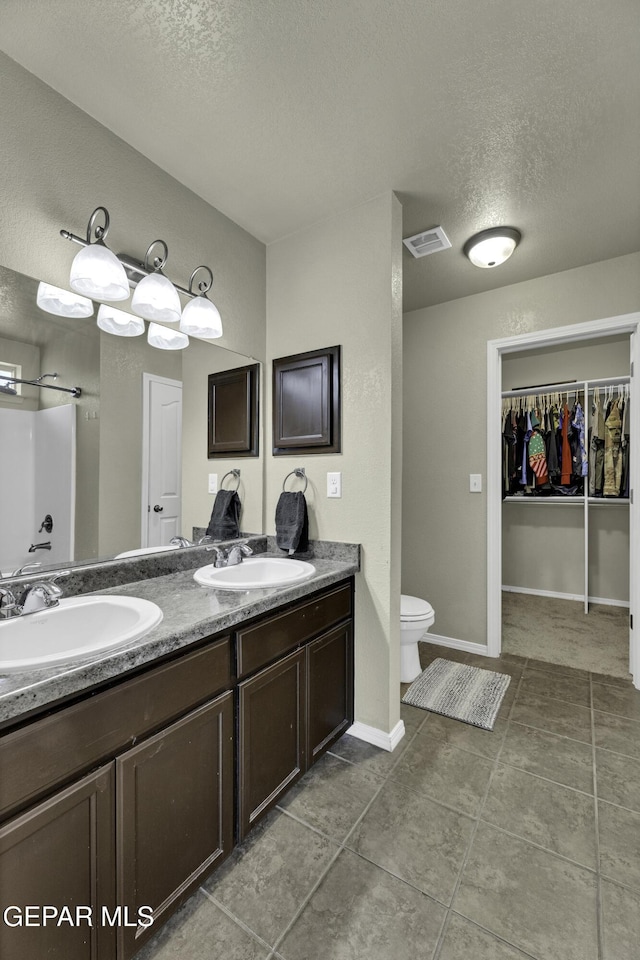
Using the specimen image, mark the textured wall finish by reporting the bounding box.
[266,192,403,735]
[0,2,638,309]
[0,52,266,364]
[403,252,640,646]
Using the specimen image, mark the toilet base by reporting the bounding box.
[401,641,423,683]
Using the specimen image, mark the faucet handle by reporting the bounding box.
[0,587,19,618]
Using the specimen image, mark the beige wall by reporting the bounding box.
[0,51,267,560]
[0,52,266,365]
[266,192,403,735]
[403,252,640,645]
[181,347,263,540]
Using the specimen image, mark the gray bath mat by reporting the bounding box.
[402,657,511,731]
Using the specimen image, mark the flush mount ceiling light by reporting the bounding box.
[147,322,189,351]
[36,282,94,318]
[179,266,223,339]
[131,240,182,324]
[64,207,130,300]
[463,227,521,269]
[97,304,145,337]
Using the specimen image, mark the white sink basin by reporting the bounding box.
[114,544,180,559]
[193,557,316,590]
[0,595,163,674]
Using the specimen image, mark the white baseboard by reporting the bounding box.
[502,584,629,609]
[420,632,489,656]
[347,719,406,752]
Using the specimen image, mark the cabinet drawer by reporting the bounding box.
[236,582,352,678]
[0,637,231,821]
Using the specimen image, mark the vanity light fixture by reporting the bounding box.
[147,322,189,350]
[60,207,223,344]
[463,227,521,269]
[97,304,145,337]
[36,282,94,318]
[64,207,130,300]
[131,240,182,325]
[179,266,223,339]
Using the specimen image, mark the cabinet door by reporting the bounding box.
[0,764,115,960]
[238,648,306,840]
[307,621,354,764]
[116,692,234,960]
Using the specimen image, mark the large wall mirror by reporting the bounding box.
[0,263,263,579]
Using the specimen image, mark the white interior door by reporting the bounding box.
[142,374,182,548]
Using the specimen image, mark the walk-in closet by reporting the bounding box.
[501,335,631,677]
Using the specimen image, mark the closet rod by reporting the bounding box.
[502,373,630,399]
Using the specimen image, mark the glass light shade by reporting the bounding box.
[97,304,145,337]
[464,228,521,269]
[69,244,130,300]
[147,322,189,350]
[131,273,182,324]
[37,282,94,318]
[179,296,223,339]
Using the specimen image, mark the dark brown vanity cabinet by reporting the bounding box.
[0,637,234,960]
[237,583,354,840]
[116,692,234,960]
[0,577,354,959]
[0,764,116,960]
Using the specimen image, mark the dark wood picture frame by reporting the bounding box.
[207,363,259,458]
[272,345,341,455]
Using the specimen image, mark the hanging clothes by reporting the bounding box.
[589,390,605,497]
[621,396,630,498]
[604,399,623,497]
[560,403,572,484]
[571,402,589,478]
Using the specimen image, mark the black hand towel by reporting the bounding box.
[206,490,241,540]
[275,491,308,555]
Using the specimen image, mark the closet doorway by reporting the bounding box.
[487,312,640,689]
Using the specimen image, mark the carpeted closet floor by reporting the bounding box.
[502,591,630,679]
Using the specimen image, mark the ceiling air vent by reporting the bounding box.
[402,226,451,258]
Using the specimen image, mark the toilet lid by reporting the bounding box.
[401,594,434,621]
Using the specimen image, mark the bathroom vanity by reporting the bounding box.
[0,548,356,960]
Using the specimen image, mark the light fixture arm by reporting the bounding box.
[60,207,215,301]
[143,239,170,273]
[188,265,214,297]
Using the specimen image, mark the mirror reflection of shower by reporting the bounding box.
[0,372,77,576]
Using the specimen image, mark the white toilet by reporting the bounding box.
[400,594,435,683]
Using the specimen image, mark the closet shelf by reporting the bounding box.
[504,496,630,505]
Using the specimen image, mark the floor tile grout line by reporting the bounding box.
[447,908,542,960]
[198,886,277,955]
[432,667,525,960]
[509,716,592,746]
[590,673,605,960]
[474,817,599,875]
[268,717,431,956]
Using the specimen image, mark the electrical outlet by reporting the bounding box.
[327,472,342,498]
[208,473,218,494]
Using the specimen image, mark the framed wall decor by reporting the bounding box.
[208,363,259,458]
[272,345,341,455]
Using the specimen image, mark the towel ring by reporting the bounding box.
[220,469,241,489]
[282,467,308,493]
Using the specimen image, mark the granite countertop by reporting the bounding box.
[0,550,359,728]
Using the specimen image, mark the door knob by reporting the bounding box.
[153,504,164,513]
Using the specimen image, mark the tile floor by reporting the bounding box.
[137,641,640,960]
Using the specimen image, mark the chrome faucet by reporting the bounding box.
[19,580,65,614]
[0,571,70,618]
[0,587,20,619]
[169,536,194,548]
[206,541,253,568]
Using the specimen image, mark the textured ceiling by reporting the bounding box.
[1,0,638,311]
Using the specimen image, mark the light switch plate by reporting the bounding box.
[208,473,218,494]
[469,474,482,493]
[327,472,342,498]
